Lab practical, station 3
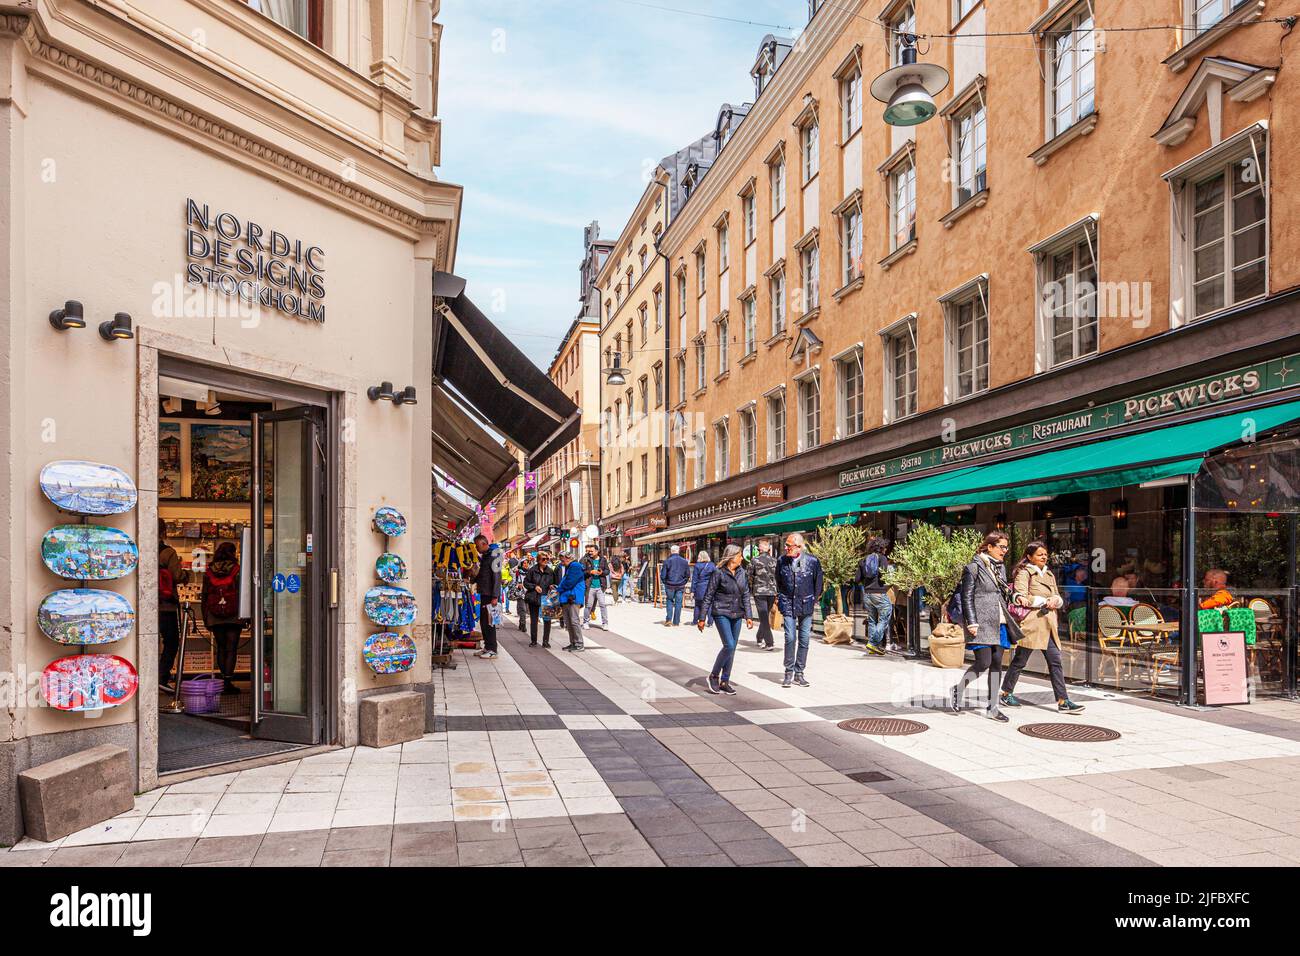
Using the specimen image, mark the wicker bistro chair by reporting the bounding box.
[1097,603,1135,688]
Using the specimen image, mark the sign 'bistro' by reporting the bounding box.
[184,198,326,323]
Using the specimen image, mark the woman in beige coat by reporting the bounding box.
[999,541,1086,714]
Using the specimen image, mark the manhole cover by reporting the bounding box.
[837,717,928,736]
[1018,723,1121,743]
[846,770,893,783]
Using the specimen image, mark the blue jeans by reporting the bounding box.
[863,593,893,647]
[692,595,712,627]
[783,613,813,675]
[712,615,742,681]
[619,576,632,600]
[665,587,684,624]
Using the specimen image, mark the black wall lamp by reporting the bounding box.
[49,300,86,331]
[368,382,418,406]
[392,386,418,406]
[99,312,134,341]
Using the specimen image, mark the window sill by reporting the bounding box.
[833,275,864,302]
[738,350,757,366]
[693,387,708,399]
[940,188,990,229]
[796,306,821,326]
[1029,111,1099,166]
[765,330,789,348]
[713,370,731,385]
[1165,1,1265,73]
[878,238,917,271]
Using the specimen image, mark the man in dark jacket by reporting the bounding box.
[523,553,559,648]
[581,544,610,629]
[472,535,502,660]
[747,539,778,650]
[659,545,690,626]
[857,537,892,655]
[776,532,823,688]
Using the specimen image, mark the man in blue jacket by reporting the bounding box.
[776,532,823,688]
[555,551,587,652]
[659,544,690,627]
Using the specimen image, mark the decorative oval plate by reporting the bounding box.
[41,524,139,581]
[41,654,139,712]
[363,632,417,674]
[364,586,417,626]
[37,589,135,645]
[40,460,138,516]
[375,552,407,584]
[373,506,407,538]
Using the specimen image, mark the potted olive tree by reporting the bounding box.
[883,523,982,667]
[807,517,869,645]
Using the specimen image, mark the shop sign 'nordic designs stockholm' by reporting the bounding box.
[373,507,407,538]
[39,460,138,516]
[363,632,417,675]
[364,586,417,627]
[375,552,407,584]
[41,525,139,581]
[41,654,139,712]
[37,589,135,645]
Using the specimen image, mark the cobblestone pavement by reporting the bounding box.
[8,601,1300,867]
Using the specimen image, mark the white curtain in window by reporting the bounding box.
[253,0,308,38]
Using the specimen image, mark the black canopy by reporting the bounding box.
[432,272,580,468]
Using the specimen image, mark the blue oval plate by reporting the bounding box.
[41,525,139,581]
[37,589,135,645]
[364,585,417,626]
[363,632,417,674]
[373,506,407,537]
[376,552,407,584]
[40,460,137,516]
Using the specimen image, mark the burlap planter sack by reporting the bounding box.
[822,613,854,645]
[929,622,967,668]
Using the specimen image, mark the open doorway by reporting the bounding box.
[154,364,331,775]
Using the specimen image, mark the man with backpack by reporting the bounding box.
[201,541,242,694]
[857,537,892,656]
[158,518,188,690]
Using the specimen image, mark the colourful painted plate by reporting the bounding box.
[373,507,407,538]
[37,589,135,645]
[363,632,417,674]
[376,552,407,584]
[364,586,417,626]
[40,460,137,516]
[41,524,139,581]
[41,654,139,712]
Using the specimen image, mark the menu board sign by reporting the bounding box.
[1202,631,1249,705]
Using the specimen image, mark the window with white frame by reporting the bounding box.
[638,376,649,420]
[841,66,862,140]
[890,3,916,67]
[953,0,978,23]
[1190,0,1241,33]
[655,447,663,491]
[739,407,757,472]
[641,454,648,497]
[742,295,757,355]
[675,445,687,493]
[639,247,648,274]
[797,372,822,451]
[718,224,729,274]
[614,398,622,435]
[696,251,706,296]
[639,304,648,343]
[676,354,686,404]
[890,155,917,250]
[1047,6,1095,139]
[1188,149,1267,318]
[717,316,729,373]
[884,321,918,421]
[653,361,664,407]
[695,339,706,391]
[625,387,634,425]
[743,193,756,246]
[676,272,687,319]
[953,98,987,204]
[801,242,820,312]
[766,392,786,461]
[835,349,864,438]
[694,430,706,487]
[770,270,787,335]
[770,154,787,215]
[1036,226,1098,368]
[626,466,632,501]
[715,421,730,481]
[801,119,819,183]
[841,205,863,285]
[654,287,663,330]
[947,286,989,399]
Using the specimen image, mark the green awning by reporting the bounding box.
[729,493,863,535]
[869,399,1300,512]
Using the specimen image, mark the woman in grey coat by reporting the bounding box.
[952,531,1022,721]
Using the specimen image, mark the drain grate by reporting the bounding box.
[846,770,894,783]
[837,717,928,736]
[1018,722,1121,743]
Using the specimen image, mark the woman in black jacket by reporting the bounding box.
[698,545,754,696]
[524,553,560,648]
[952,532,1023,721]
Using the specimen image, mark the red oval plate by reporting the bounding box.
[41,654,138,712]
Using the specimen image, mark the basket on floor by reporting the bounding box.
[180,674,223,713]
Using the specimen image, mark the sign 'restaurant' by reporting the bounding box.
[184,199,326,323]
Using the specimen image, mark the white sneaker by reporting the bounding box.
[480,651,498,660]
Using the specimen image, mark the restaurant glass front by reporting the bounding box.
[876,432,1300,702]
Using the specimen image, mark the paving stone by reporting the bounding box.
[836,828,916,854]
[458,839,523,866]
[580,829,653,856]
[700,819,771,843]
[515,824,583,850]
[592,850,665,867]
[572,813,638,835]
[186,835,264,865]
[390,849,459,867]
[325,825,392,852]
[115,839,197,867]
[47,845,127,867]
[719,838,800,866]
[454,821,517,842]
[522,843,595,866]
[609,781,664,797]
[392,829,456,855]
[647,832,721,858]
[322,847,392,866]
[879,815,954,838]
[789,842,872,866]
[630,812,703,838]
[763,822,839,848]
[665,853,735,867]
[908,832,995,860]
[866,848,947,866]
[253,830,329,867]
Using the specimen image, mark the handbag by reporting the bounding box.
[769,601,784,631]
[977,559,1027,635]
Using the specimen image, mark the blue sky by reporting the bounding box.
[438,0,808,369]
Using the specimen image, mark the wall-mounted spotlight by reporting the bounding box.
[49,300,86,331]
[367,381,396,402]
[392,386,418,406]
[99,312,134,341]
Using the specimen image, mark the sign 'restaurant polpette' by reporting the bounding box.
[184,199,326,323]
